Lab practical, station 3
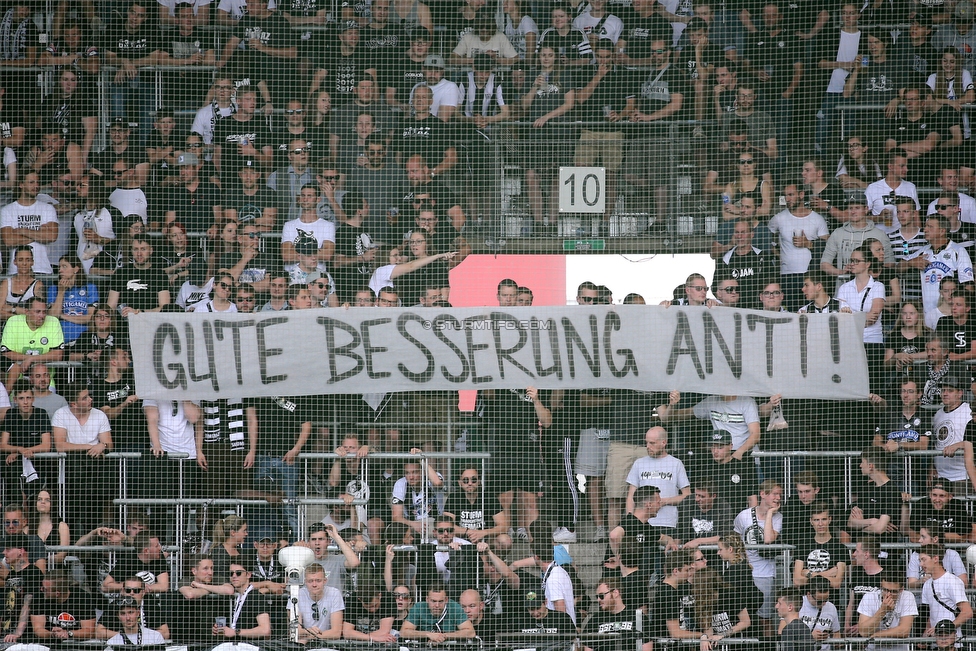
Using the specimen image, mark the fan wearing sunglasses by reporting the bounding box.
[297,563,345,643]
[193,274,239,313]
[212,563,272,640]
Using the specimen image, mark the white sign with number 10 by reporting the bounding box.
[559,166,606,214]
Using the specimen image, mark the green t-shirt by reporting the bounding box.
[406,600,468,633]
[0,315,64,356]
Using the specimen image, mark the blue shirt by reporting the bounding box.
[46,284,98,343]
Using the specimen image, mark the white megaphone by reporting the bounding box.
[278,545,316,643]
[278,545,316,586]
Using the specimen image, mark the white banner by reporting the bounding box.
[129,306,869,400]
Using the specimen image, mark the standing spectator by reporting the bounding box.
[101,3,159,144]
[768,183,830,310]
[51,382,112,544]
[820,195,893,282]
[106,236,171,317]
[733,480,783,636]
[30,570,96,643]
[864,149,920,232]
[527,523,576,624]
[930,371,976,492]
[857,570,917,647]
[1,173,59,275]
[399,584,476,642]
[625,427,691,536]
[572,44,635,225]
[776,589,816,651]
[920,543,973,636]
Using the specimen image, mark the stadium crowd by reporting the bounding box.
[1,0,976,649]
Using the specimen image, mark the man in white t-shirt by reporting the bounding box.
[767,183,830,310]
[799,577,841,650]
[920,543,972,637]
[656,392,761,459]
[281,183,336,268]
[624,427,691,528]
[190,73,238,144]
[857,573,917,651]
[417,56,460,122]
[158,0,211,25]
[0,172,58,274]
[106,597,166,647]
[51,382,112,533]
[733,480,783,633]
[914,214,975,314]
[864,149,920,232]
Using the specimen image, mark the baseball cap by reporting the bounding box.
[934,619,957,636]
[911,13,932,27]
[339,19,359,32]
[709,431,732,446]
[3,534,29,551]
[115,596,139,610]
[294,231,319,256]
[409,27,432,42]
[110,116,130,129]
[423,54,446,69]
[940,371,971,389]
[177,152,199,166]
[524,591,545,609]
[240,159,257,169]
[956,0,974,20]
[844,191,869,206]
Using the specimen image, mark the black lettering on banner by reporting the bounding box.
[434,315,469,383]
[603,311,638,378]
[256,317,289,385]
[397,313,435,382]
[799,314,808,377]
[666,311,705,378]
[153,324,187,389]
[562,315,600,379]
[214,319,256,385]
[463,316,493,384]
[185,322,219,391]
[532,318,562,379]
[361,318,393,379]
[746,314,792,378]
[702,311,741,378]
[829,314,841,383]
[490,311,533,379]
[318,317,364,384]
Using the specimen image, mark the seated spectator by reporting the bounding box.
[296,562,344,643]
[675,482,734,566]
[507,589,576,635]
[648,550,703,640]
[442,465,512,550]
[583,578,652,651]
[97,575,171,640]
[459,589,499,642]
[31,570,96,643]
[0,534,42,644]
[211,561,272,641]
[341,583,397,642]
[692,568,752,648]
[400,583,476,643]
[174,554,224,642]
[450,16,519,66]
[909,480,974,542]
[106,596,165,646]
[101,532,170,594]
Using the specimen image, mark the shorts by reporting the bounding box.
[605,442,646,499]
[622,136,673,185]
[755,574,776,619]
[200,444,252,498]
[575,427,611,476]
[574,129,624,171]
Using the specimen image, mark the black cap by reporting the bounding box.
[3,534,29,551]
[709,431,732,445]
[940,371,971,389]
[524,591,545,609]
[844,191,869,206]
[934,619,957,635]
